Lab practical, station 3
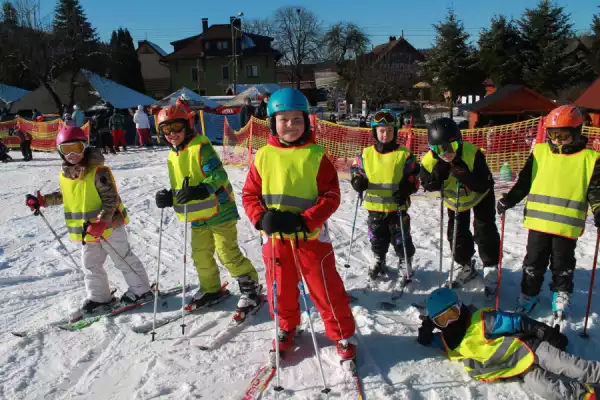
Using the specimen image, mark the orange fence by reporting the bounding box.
[0,118,90,151]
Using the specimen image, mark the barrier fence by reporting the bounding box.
[0,118,90,151]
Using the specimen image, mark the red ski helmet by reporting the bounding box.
[56,125,87,146]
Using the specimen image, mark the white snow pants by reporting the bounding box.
[80,226,150,302]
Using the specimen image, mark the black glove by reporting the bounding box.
[450,158,471,184]
[155,189,173,209]
[175,178,210,204]
[432,161,450,182]
[417,317,436,346]
[542,324,568,351]
[394,179,414,204]
[260,210,306,235]
[496,193,512,215]
[351,175,369,192]
[594,209,600,228]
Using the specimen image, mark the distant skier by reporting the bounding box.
[350,109,420,281]
[0,138,12,162]
[497,105,600,319]
[154,105,260,318]
[420,118,500,298]
[109,109,127,152]
[417,287,597,400]
[24,126,151,318]
[242,88,357,362]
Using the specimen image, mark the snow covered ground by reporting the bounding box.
[2,149,600,400]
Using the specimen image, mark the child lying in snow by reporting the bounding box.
[417,287,598,400]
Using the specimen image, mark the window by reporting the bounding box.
[222,65,230,80]
[204,42,210,50]
[246,65,259,78]
[216,41,229,50]
[192,67,198,82]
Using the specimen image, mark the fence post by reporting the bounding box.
[247,117,253,166]
[406,124,414,153]
[222,116,228,161]
[535,117,545,145]
[200,110,206,137]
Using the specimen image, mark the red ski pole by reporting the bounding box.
[495,213,505,310]
[581,229,600,338]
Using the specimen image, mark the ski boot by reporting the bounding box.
[368,256,386,280]
[397,256,413,286]
[552,291,571,323]
[232,275,262,325]
[184,287,229,311]
[117,289,154,307]
[269,328,296,365]
[483,265,498,303]
[71,297,116,321]
[516,293,539,314]
[445,260,477,288]
[336,336,357,362]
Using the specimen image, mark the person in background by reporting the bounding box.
[93,111,116,155]
[239,97,255,128]
[72,105,85,128]
[133,105,152,147]
[31,108,43,122]
[12,126,32,161]
[254,92,270,120]
[109,109,127,152]
[0,138,12,162]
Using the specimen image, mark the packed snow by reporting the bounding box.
[1,149,600,400]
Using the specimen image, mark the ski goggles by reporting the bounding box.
[58,141,88,156]
[159,119,187,136]
[373,111,396,124]
[429,140,460,156]
[546,129,572,141]
[431,303,462,328]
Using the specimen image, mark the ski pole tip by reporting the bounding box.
[321,388,331,394]
[343,264,350,269]
[580,332,590,339]
[273,386,285,392]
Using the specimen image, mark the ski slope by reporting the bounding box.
[1,149,600,400]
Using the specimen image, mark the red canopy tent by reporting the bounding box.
[574,77,600,127]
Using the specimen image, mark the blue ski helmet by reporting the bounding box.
[267,88,311,137]
[371,109,398,142]
[426,287,461,318]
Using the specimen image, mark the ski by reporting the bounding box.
[54,285,187,331]
[132,282,231,334]
[241,363,276,400]
[341,358,364,400]
[199,287,266,351]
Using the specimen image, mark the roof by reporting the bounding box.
[368,37,425,63]
[0,84,30,104]
[463,85,556,115]
[575,77,600,111]
[145,41,168,57]
[224,84,281,105]
[155,87,220,109]
[82,70,157,108]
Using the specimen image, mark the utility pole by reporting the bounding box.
[231,12,244,95]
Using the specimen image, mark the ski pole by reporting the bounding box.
[438,185,444,287]
[37,210,81,273]
[398,202,412,281]
[99,236,146,281]
[495,213,506,310]
[290,239,331,394]
[344,192,363,269]
[447,182,461,288]
[150,208,164,342]
[581,229,600,338]
[271,235,284,392]
[180,187,189,335]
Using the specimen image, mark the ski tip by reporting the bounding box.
[198,345,210,351]
[11,332,26,337]
[343,264,350,269]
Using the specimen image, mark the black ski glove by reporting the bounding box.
[261,210,306,235]
[394,179,414,205]
[351,175,369,192]
[496,193,512,215]
[432,161,450,183]
[155,189,173,209]
[594,209,600,228]
[417,316,436,346]
[450,158,471,184]
[175,179,210,204]
[542,324,568,351]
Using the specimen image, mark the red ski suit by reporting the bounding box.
[242,134,355,341]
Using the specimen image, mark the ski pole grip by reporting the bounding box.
[81,221,90,245]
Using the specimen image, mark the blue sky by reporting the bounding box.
[38,0,599,53]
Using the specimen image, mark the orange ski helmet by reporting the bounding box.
[156,105,193,138]
[545,105,584,141]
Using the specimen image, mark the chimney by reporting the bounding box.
[202,18,208,33]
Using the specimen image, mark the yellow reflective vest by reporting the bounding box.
[254,143,325,240]
[60,166,129,243]
[443,308,535,382]
[523,143,599,239]
[168,134,234,223]
[362,145,411,212]
[421,142,489,212]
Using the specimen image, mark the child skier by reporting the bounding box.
[420,117,500,297]
[417,287,597,400]
[350,109,420,281]
[496,105,600,318]
[242,88,357,362]
[154,105,260,318]
[24,126,152,317]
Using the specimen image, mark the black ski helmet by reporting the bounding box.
[427,117,462,146]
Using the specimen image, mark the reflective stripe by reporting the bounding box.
[527,194,587,212]
[67,226,85,235]
[262,194,315,210]
[64,209,102,220]
[464,344,531,377]
[444,190,485,210]
[174,200,216,214]
[364,195,396,204]
[368,183,398,191]
[524,208,586,228]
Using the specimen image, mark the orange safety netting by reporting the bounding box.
[0,118,90,151]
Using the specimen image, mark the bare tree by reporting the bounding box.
[272,6,322,89]
[244,17,274,37]
[355,63,416,110]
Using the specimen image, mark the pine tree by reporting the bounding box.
[109,28,145,93]
[423,10,482,116]
[53,0,97,42]
[590,14,600,74]
[518,0,574,96]
[478,15,523,87]
[1,1,18,26]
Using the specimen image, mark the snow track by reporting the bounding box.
[2,150,600,399]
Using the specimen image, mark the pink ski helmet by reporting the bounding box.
[56,125,87,146]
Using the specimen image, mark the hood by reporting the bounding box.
[61,147,105,179]
[267,127,316,148]
[548,135,589,155]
